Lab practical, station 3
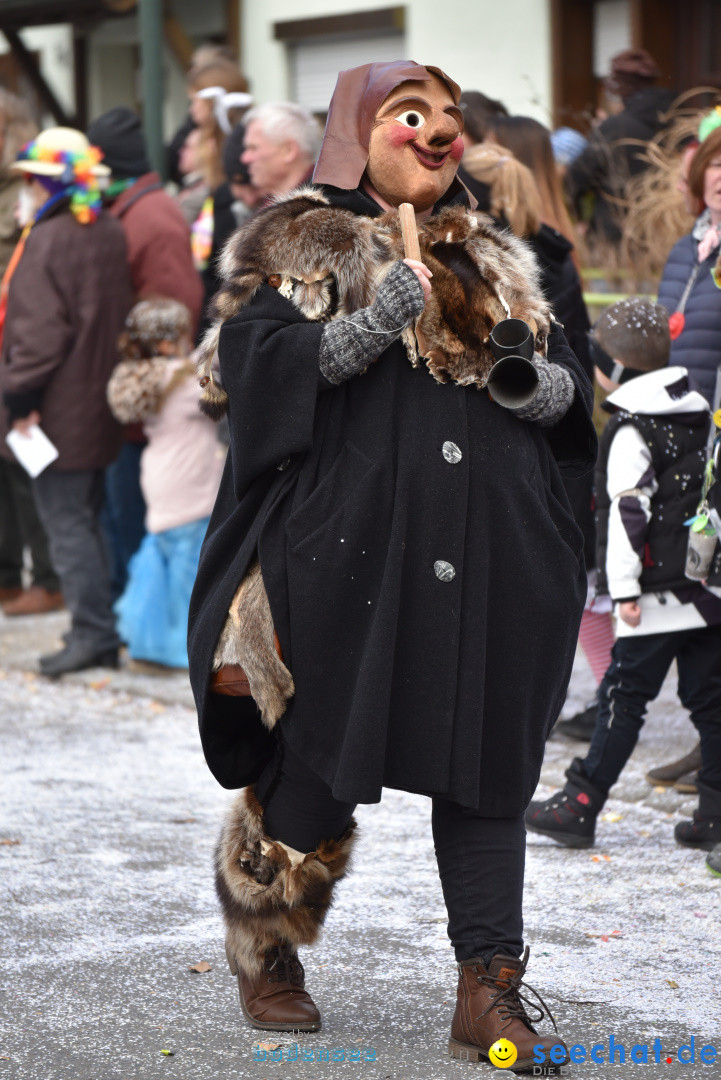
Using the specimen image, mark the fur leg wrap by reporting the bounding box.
[215,787,357,977]
[213,560,295,728]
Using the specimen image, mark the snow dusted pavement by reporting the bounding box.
[1,610,719,1080]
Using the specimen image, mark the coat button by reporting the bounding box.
[434,560,456,581]
[442,440,462,463]
[277,457,291,471]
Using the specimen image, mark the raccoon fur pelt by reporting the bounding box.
[213,560,294,729]
[216,786,356,976]
[195,185,551,417]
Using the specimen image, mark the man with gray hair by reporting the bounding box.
[241,102,322,199]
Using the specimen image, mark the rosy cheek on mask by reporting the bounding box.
[387,126,418,149]
[450,136,464,162]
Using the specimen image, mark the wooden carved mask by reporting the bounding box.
[365,74,465,212]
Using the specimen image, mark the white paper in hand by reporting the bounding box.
[6,424,59,477]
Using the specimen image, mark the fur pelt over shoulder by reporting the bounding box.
[196,186,552,418]
[216,786,357,976]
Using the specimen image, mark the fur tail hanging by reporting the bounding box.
[216,786,357,976]
[195,323,229,420]
[213,560,295,728]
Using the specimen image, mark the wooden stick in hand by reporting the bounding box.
[399,202,422,261]
[398,202,427,356]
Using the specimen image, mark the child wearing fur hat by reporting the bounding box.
[527,296,721,852]
[107,299,225,668]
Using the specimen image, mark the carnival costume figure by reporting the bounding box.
[189,62,597,1070]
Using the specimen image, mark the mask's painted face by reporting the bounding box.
[365,75,464,211]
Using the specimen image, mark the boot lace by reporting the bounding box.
[474,947,559,1034]
[265,943,305,987]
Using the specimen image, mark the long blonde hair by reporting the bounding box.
[486,115,577,248]
[461,143,541,237]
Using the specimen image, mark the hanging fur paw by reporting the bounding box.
[213,561,295,728]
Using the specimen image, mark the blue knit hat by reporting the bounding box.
[550,127,588,166]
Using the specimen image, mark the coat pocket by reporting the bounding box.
[544,483,585,565]
[285,441,378,551]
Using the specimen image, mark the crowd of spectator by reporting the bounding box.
[0,43,719,871]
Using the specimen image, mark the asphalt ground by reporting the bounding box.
[1,608,719,1080]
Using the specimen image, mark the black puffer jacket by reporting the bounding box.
[526,225,595,567]
[657,232,721,408]
[567,88,676,244]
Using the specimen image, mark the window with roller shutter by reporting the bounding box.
[288,31,406,118]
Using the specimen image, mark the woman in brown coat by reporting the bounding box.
[0,91,62,616]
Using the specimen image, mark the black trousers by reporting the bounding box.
[583,626,721,795]
[255,738,526,965]
[0,458,59,591]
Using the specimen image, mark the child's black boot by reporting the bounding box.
[526,758,606,849]
[674,781,721,851]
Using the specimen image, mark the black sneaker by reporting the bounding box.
[526,790,598,848]
[555,701,598,741]
[526,760,606,849]
[39,642,120,678]
[674,814,721,851]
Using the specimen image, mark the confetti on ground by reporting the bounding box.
[188,961,212,973]
[1,650,718,1079]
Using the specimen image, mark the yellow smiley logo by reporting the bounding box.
[488,1038,518,1068]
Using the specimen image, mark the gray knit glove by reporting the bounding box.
[504,357,575,426]
[319,261,425,384]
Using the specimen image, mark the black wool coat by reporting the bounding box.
[188,185,597,816]
[525,224,595,569]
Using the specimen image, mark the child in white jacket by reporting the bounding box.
[527,297,721,851]
[107,298,225,667]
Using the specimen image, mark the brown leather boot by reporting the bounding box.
[215,786,356,1033]
[3,586,64,616]
[449,948,568,1071]
[227,939,321,1031]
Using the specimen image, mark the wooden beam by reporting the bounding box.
[73,32,88,130]
[163,14,194,70]
[226,0,240,60]
[630,0,678,90]
[2,29,72,126]
[550,0,595,132]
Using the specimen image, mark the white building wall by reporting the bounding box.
[593,0,631,77]
[242,0,553,123]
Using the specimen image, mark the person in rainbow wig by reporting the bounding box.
[12,126,107,226]
[0,127,133,677]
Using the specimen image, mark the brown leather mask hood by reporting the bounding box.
[313,60,461,190]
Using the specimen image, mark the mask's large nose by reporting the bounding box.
[426,110,461,148]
